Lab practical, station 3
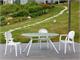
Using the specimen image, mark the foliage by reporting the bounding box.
[0,16,6,26]
[41,4,54,9]
[0,4,22,15]
[10,10,29,17]
[0,2,54,26]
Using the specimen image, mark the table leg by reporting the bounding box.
[49,40,59,54]
[23,41,30,52]
[27,39,32,56]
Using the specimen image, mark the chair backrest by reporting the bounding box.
[4,31,13,44]
[39,29,48,33]
[38,29,48,39]
[67,31,75,41]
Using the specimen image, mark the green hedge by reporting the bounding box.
[0,2,54,26]
[0,16,6,26]
[30,9,49,17]
[0,4,22,15]
[1,2,53,17]
[10,10,29,17]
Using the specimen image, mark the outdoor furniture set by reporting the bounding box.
[4,29,75,56]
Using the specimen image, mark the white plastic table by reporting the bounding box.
[22,33,59,56]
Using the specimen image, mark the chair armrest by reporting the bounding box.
[59,34,67,41]
[60,34,67,37]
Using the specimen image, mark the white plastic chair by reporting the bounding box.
[38,29,59,54]
[59,31,75,54]
[38,29,49,49]
[4,31,21,56]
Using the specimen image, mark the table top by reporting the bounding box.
[22,33,59,37]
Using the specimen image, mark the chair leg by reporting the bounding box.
[59,42,61,51]
[47,40,49,49]
[27,40,32,56]
[23,42,29,52]
[73,43,75,53]
[40,40,41,49]
[64,43,67,54]
[4,45,7,55]
[19,45,21,54]
[10,46,12,53]
[68,44,71,51]
[15,45,17,56]
[49,40,59,54]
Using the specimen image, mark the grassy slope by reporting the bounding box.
[0,5,64,43]
[70,1,79,42]
[0,6,63,32]
[56,1,79,42]
[0,0,79,43]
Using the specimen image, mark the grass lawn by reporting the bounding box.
[0,0,79,43]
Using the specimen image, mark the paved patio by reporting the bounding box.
[0,42,80,60]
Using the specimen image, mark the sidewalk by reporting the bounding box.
[0,42,80,60]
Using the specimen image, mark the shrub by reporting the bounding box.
[0,2,51,17]
[29,9,48,17]
[0,4,23,15]
[0,2,54,26]
[0,16,5,21]
[25,2,39,6]
[55,1,58,4]
[10,10,29,17]
[42,9,49,14]
[23,2,39,10]
[0,16,6,26]
[28,5,43,13]
[9,3,49,18]
[41,4,54,9]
